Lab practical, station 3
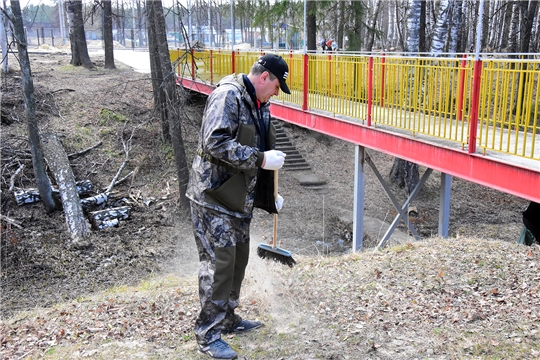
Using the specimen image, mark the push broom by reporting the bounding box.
[257,170,296,267]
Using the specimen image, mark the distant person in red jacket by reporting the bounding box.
[326,39,333,51]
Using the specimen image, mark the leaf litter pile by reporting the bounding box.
[2,238,540,359]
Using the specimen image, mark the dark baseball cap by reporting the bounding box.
[257,54,291,94]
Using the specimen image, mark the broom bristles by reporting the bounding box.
[257,245,296,267]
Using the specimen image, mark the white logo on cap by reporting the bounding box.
[283,72,288,80]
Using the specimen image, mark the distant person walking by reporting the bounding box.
[326,39,333,52]
[320,39,327,51]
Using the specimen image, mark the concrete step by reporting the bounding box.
[285,154,304,160]
[284,164,312,171]
[271,118,325,186]
[291,172,327,186]
[276,145,297,152]
[286,158,308,164]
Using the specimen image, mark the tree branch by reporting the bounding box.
[104,125,134,193]
[68,140,103,159]
[8,163,25,192]
[0,214,23,229]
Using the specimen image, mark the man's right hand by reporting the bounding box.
[262,150,286,170]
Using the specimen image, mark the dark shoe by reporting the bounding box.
[222,319,263,334]
[198,339,238,359]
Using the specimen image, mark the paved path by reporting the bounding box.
[113,49,151,74]
[87,48,151,73]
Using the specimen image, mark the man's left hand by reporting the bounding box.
[275,194,284,211]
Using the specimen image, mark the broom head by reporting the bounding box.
[257,243,296,267]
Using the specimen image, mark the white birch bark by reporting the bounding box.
[431,0,451,55]
[41,133,90,241]
[448,1,463,55]
[406,0,422,52]
[386,1,396,49]
[508,0,520,54]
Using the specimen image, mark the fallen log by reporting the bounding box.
[89,206,131,229]
[14,180,94,205]
[80,193,108,208]
[41,133,90,240]
[14,189,41,205]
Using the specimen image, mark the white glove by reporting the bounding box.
[262,150,286,170]
[275,194,284,211]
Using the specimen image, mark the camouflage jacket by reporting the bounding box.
[186,73,277,218]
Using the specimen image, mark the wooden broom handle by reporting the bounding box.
[272,170,278,248]
[274,170,279,199]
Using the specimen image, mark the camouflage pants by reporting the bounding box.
[190,203,251,346]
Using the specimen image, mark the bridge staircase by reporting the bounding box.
[272,119,327,189]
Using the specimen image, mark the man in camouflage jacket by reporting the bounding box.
[186,54,290,359]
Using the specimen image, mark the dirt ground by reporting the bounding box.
[1,51,536,359]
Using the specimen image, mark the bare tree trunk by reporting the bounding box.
[306,1,316,51]
[366,0,382,52]
[396,1,406,51]
[481,0,490,51]
[513,1,538,115]
[337,1,345,50]
[508,1,520,56]
[146,0,170,141]
[103,0,115,69]
[41,133,90,240]
[147,0,190,213]
[66,0,94,68]
[10,0,56,213]
[430,0,451,54]
[449,0,464,54]
[500,0,513,51]
[348,1,366,51]
[519,0,538,55]
[1,0,8,73]
[418,0,427,52]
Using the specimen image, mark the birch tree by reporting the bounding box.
[430,0,451,54]
[448,0,463,54]
[389,0,422,194]
[508,0,520,55]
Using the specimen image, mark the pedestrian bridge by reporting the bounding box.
[172,49,540,250]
